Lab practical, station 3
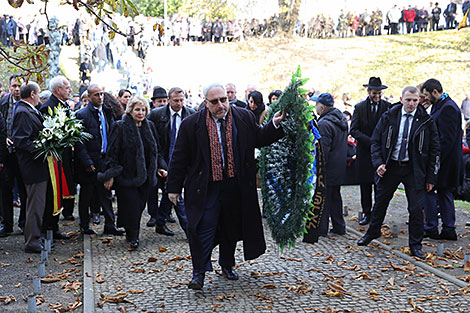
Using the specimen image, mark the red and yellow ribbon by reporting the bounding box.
[46,155,71,216]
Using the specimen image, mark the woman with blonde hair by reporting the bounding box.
[98,96,161,249]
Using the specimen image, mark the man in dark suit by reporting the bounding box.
[444,0,457,29]
[166,83,285,290]
[350,77,390,225]
[11,82,49,253]
[147,87,195,235]
[75,84,124,236]
[357,86,440,260]
[421,78,463,240]
[0,74,27,237]
[226,83,246,108]
[40,76,74,240]
[0,111,7,236]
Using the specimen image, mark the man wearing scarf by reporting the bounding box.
[421,79,463,241]
[166,83,285,290]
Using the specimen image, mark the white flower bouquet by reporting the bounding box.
[34,106,93,161]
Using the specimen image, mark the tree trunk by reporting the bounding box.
[278,0,302,35]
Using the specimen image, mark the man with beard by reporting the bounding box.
[350,77,390,226]
[166,83,285,290]
[357,86,440,260]
[421,78,463,240]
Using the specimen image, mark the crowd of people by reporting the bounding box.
[1,71,469,290]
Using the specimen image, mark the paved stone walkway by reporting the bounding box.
[90,186,470,313]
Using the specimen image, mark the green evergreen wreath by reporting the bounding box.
[259,66,316,251]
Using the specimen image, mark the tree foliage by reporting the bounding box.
[3,0,139,84]
[132,0,236,19]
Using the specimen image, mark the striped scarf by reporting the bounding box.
[206,109,235,181]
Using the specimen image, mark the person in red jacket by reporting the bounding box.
[404,5,417,33]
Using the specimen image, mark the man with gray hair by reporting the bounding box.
[40,75,75,239]
[226,83,246,108]
[166,83,285,289]
[357,86,440,260]
[11,82,48,253]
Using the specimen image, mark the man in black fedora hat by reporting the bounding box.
[150,86,168,109]
[350,77,391,226]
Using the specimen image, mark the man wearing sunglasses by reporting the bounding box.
[166,83,285,290]
[350,77,391,226]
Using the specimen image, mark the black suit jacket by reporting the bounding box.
[166,106,284,269]
[147,104,195,170]
[11,100,48,184]
[74,104,114,183]
[350,97,390,183]
[39,93,64,115]
[0,111,7,165]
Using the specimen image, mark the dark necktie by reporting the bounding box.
[169,113,177,160]
[398,114,411,161]
[371,103,377,114]
[98,109,107,153]
[219,118,228,176]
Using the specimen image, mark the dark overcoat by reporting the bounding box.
[166,106,284,267]
[350,97,390,184]
[430,95,463,189]
[97,114,160,188]
[74,103,114,184]
[0,111,7,165]
[11,101,48,185]
[317,107,348,186]
[370,104,440,188]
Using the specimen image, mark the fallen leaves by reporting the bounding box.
[49,298,82,312]
[41,272,70,283]
[408,297,425,312]
[280,255,302,262]
[163,255,191,265]
[250,271,284,278]
[128,289,144,294]
[61,280,83,293]
[96,272,105,283]
[285,280,312,295]
[158,247,168,252]
[0,295,16,304]
[147,257,158,262]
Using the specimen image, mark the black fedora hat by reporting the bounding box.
[151,86,168,100]
[363,77,388,90]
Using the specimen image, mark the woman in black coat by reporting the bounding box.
[98,96,160,250]
[247,91,269,125]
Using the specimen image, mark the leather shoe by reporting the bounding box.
[92,213,100,225]
[424,229,439,240]
[103,225,125,236]
[357,233,380,246]
[439,229,457,241]
[146,217,157,227]
[221,267,239,280]
[166,213,176,223]
[80,227,96,235]
[63,215,75,221]
[359,214,371,226]
[129,239,139,250]
[156,224,174,236]
[54,231,71,240]
[25,247,41,254]
[188,273,205,290]
[410,246,426,260]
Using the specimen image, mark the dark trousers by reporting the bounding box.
[24,181,47,250]
[116,183,149,240]
[78,181,115,228]
[366,161,424,248]
[390,23,399,34]
[157,188,187,231]
[318,185,345,236]
[424,189,455,232]
[43,179,60,231]
[445,17,455,29]
[192,179,240,274]
[2,153,26,232]
[360,182,376,215]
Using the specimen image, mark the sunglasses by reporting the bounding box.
[206,97,228,105]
